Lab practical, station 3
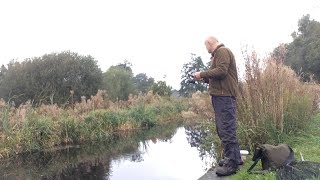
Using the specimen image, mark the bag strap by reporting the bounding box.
[247,157,261,173]
[282,146,295,166]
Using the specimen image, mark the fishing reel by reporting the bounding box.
[187,79,196,84]
[187,74,196,84]
[186,73,209,84]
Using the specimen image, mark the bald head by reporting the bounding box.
[205,36,220,54]
[206,36,219,44]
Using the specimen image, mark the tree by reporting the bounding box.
[151,81,172,96]
[0,61,27,105]
[0,65,7,78]
[102,61,136,101]
[179,54,209,97]
[271,43,287,63]
[0,65,7,87]
[0,51,103,106]
[133,73,155,94]
[283,15,320,81]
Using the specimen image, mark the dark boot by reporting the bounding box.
[216,165,238,176]
[216,159,238,176]
[218,159,243,167]
[216,164,238,176]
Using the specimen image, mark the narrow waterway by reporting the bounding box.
[0,123,217,180]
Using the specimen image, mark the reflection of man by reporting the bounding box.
[194,36,242,176]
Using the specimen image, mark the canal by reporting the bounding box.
[0,123,217,180]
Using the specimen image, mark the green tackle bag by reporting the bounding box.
[247,143,320,179]
[247,144,294,173]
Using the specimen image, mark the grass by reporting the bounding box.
[230,113,320,180]
[288,113,320,162]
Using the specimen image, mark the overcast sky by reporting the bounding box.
[0,0,319,89]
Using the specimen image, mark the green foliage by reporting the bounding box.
[230,168,276,180]
[151,81,172,96]
[285,113,320,162]
[129,103,157,128]
[82,113,112,140]
[84,99,185,130]
[0,105,11,133]
[85,109,132,132]
[21,115,60,151]
[0,51,103,106]
[0,65,7,84]
[282,95,313,134]
[133,73,155,94]
[102,61,136,101]
[59,116,82,144]
[179,53,208,97]
[283,14,320,81]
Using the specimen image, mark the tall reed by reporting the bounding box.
[237,50,317,148]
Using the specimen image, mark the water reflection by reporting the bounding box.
[185,124,218,169]
[0,122,216,180]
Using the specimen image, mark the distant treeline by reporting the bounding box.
[0,51,172,107]
[1,15,319,106]
[273,14,320,82]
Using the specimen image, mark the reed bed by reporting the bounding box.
[0,90,187,158]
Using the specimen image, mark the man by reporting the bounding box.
[194,36,242,176]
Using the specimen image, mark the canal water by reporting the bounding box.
[0,123,217,180]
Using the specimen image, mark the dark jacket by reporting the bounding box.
[200,44,238,97]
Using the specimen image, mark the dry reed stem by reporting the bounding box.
[187,91,213,120]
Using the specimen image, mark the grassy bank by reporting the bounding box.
[231,113,320,180]
[0,91,188,158]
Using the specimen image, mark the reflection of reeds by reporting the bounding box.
[0,91,188,158]
[184,122,219,170]
[0,122,181,179]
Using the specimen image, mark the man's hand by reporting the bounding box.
[194,72,202,80]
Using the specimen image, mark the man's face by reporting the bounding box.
[205,41,212,53]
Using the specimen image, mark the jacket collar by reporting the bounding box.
[211,43,225,57]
